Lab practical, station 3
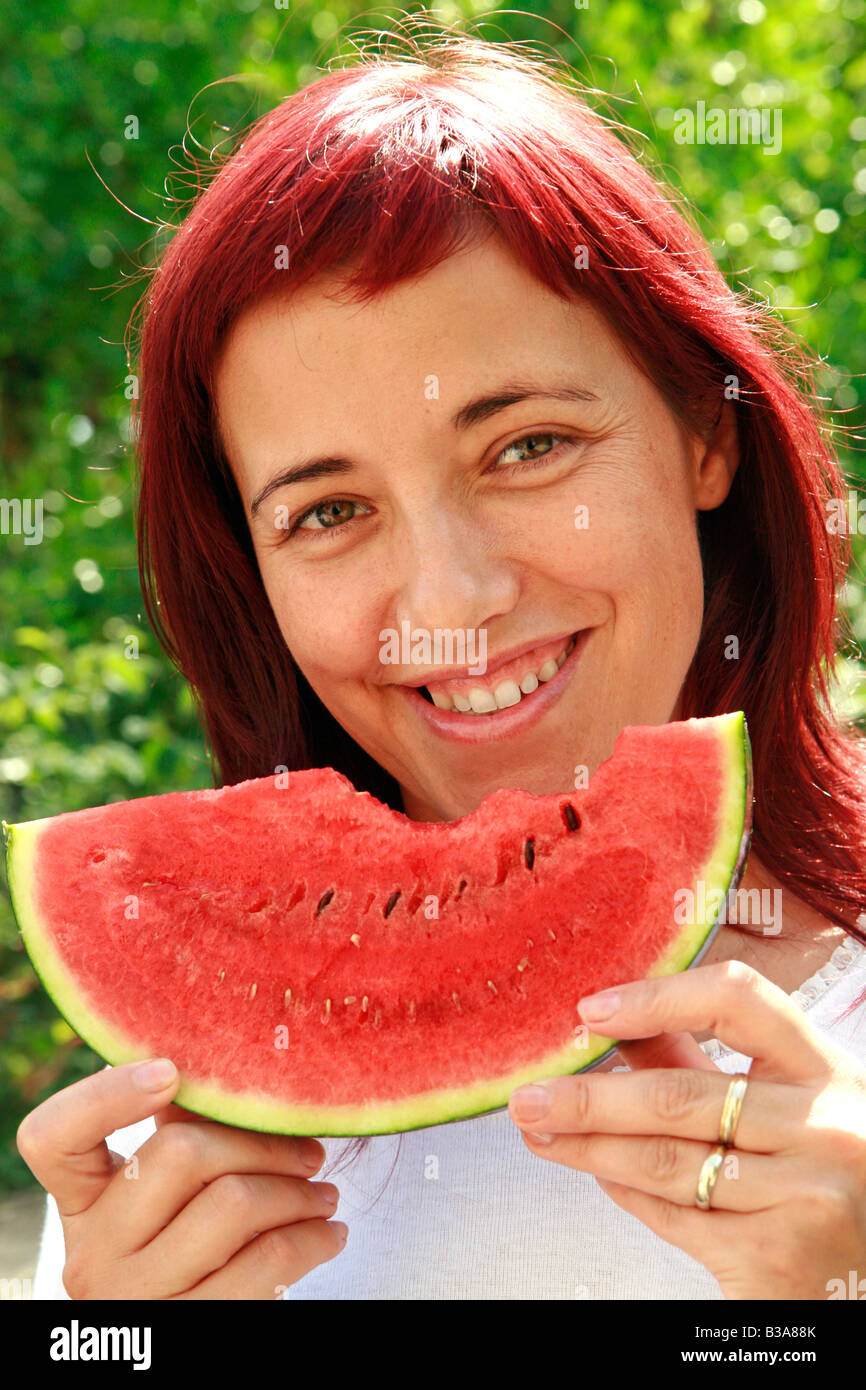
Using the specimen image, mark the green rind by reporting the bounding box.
[1,711,752,1136]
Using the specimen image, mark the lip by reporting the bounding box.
[396,629,578,689]
[396,628,591,743]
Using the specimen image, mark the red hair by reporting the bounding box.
[128,28,866,1185]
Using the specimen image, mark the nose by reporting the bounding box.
[392,498,520,639]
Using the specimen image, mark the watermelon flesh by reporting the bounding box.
[3,712,752,1135]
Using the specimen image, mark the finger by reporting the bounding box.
[615,1032,722,1072]
[16,1059,181,1219]
[594,1176,744,1268]
[154,1103,222,1127]
[509,1068,809,1153]
[519,1128,794,1211]
[175,1215,346,1300]
[577,961,836,1082]
[84,1118,326,1259]
[126,1173,340,1296]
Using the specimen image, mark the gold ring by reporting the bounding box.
[719,1073,749,1147]
[695,1144,726,1210]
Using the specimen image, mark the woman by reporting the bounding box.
[20,29,866,1300]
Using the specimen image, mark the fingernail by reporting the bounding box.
[527,1131,553,1145]
[579,991,620,1022]
[301,1139,324,1170]
[510,1085,550,1122]
[332,1221,349,1244]
[134,1058,177,1092]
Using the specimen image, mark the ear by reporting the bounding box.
[691,400,739,511]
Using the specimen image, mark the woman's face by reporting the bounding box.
[214,232,739,822]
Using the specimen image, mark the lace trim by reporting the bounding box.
[700,925,866,1063]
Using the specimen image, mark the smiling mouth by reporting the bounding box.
[416,632,578,716]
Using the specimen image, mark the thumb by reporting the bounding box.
[614,1031,723,1072]
[154,1101,221,1128]
[17,1058,180,1219]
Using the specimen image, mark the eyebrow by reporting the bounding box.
[248,379,600,519]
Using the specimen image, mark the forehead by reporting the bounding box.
[210,236,646,505]
[213,235,623,398]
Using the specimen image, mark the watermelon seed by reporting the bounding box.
[451,992,462,1012]
[383,889,401,918]
[321,998,332,1022]
[548,929,557,940]
[456,879,468,897]
[361,996,369,1012]
[316,888,335,916]
[350,933,361,948]
[284,988,292,1007]
[373,1008,382,1029]
[523,838,535,870]
[249,982,257,1000]
[218,970,225,983]
[344,996,357,1005]
[408,999,416,1018]
[517,958,530,972]
[487,980,498,994]
[562,803,580,831]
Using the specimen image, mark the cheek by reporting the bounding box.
[605,488,705,668]
[259,561,382,680]
[529,459,705,662]
[525,461,701,592]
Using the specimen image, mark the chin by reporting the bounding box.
[418,762,576,822]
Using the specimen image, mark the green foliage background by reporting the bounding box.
[1,0,864,1195]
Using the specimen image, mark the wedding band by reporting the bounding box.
[695,1144,726,1210]
[719,1073,749,1147]
[694,1075,750,1210]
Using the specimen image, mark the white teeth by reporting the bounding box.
[422,633,581,715]
[430,690,454,711]
[469,688,498,713]
[493,679,522,709]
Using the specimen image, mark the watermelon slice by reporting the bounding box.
[3,712,752,1136]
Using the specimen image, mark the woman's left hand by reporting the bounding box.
[508,959,866,1299]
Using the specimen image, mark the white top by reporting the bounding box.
[32,928,866,1300]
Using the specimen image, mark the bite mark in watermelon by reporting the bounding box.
[3,713,752,1135]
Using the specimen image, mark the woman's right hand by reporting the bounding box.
[16,1057,347,1299]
